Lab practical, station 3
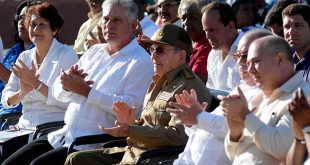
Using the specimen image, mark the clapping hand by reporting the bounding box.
[98,121,129,137]
[112,101,135,125]
[167,89,208,126]
[12,60,40,89]
[60,65,94,97]
[220,87,249,122]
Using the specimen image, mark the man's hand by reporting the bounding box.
[98,121,129,137]
[220,87,250,122]
[288,88,310,129]
[60,68,94,97]
[85,31,100,49]
[166,89,208,126]
[112,101,135,125]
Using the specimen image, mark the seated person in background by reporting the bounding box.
[155,0,181,27]
[264,0,297,37]
[64,24,212,165]
[137,0,159,38]
[232,0,260,32]
[2,0,153,164]
[73,0,104,55]
[178,0,210,84]
[0,0,41,127]
[203,2,242,92]
[282,4,310,83]
[2,2,78,132]
[223,36,310,164]
[286,88,310,165]
[167,29,272,165]
[0,1,78,163]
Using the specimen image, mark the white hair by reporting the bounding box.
[102,0,138,23]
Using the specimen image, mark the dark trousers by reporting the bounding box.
[0,134,29,163]
[1,135,69,165]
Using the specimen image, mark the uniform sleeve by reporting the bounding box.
[128,123,188,149]
[127,73,211,149]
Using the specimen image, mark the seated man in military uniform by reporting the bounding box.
[64,24,212,165]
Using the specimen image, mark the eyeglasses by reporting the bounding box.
[156,1,180,10]
[148,46,179,55]
[233,52,248,61]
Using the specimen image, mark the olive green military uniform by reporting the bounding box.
[65,64,212,165]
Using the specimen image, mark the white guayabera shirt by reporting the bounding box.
[2,38,79,130]
[48,38,154,150]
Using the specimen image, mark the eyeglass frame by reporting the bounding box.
[233,51,248,61]
[148,45,180,56]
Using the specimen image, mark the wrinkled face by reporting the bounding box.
[247,42,277,91]
[18,6,30,43]
[101,4,135,50]
[234,38,254,85]
[157,0,179,24]
[150,43,183,76]
[283,15,310,52]
[180,4,204,42]
[202,10,229,50]
[29,14,54,45]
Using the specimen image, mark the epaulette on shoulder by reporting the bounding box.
[180,68,196,80]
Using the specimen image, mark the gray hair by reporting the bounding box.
[102,0,138,23]
[178,0,208,18]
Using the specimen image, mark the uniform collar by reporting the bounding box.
[152,64,192,85]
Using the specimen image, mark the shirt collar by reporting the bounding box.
[294,49,310,71]
[166,64,189,84]
[152,63,190,85]
[103,38,139,57]
[118,38,139,56]
[267,72,304,103]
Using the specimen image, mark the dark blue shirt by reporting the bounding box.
[0,42,35,117]
[293,50,310,84]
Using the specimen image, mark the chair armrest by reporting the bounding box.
[0,114,22,131]
[101,139,127,148]
[135,145,185,165]
[67,134,124,155]
[32,121,65,140]
[0,113,22,122]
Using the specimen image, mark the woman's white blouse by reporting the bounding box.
[1,39,79,129]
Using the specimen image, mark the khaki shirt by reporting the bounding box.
[116,64,212,164]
